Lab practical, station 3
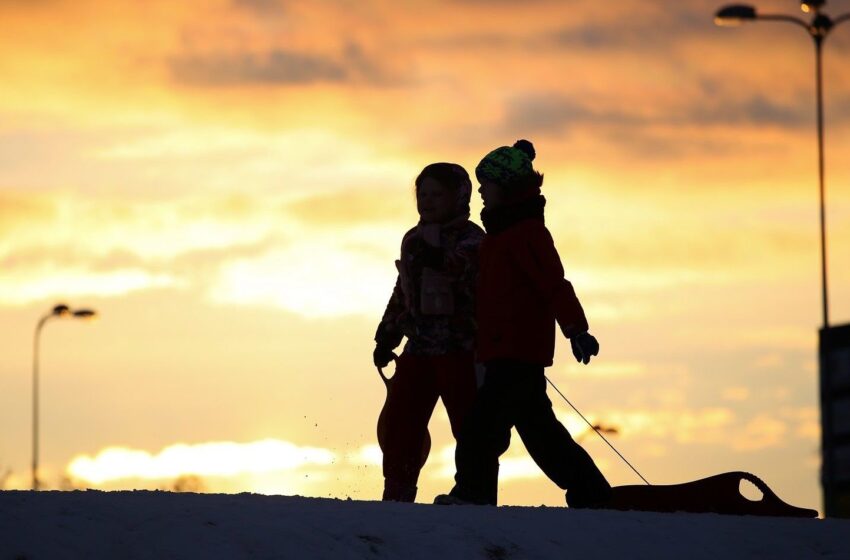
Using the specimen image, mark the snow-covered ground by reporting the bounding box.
[1,490,848,559]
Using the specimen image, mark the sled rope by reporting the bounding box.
[545,376,651,486]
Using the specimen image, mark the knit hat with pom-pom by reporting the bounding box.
[475,139,537,189]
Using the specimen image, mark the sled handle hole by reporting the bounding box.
[739,478,764,502]
[377,354,399,385]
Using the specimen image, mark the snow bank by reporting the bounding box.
[1,490,847,559]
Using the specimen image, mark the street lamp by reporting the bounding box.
[715,0,850,519]
[715,0,850,329]
[32,303,97,490]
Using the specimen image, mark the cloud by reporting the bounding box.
[502,96,621,136]
[350,444,382,466]
[429,444,546,482]
[721,387,751,401]
[546,4,716,52]
[231,0,286,16]
[286,189,413,226]
[208,237,395,318]
[734,327,814,351]
[0,193,56,234]
[563,360,648,379]
[169,43,399,87]
[0,266,180,305]
[590,407,736,444]
[414,32,518,51]
[416,1,715,53]
[503,93,818,141]
[579,403,809,454]
[0,192,282,262]
[0,0,65,11]
[752,353,786,369]
[67,439,336,484]
[0,188,414,312]
[498,456,546,482]
[685,95,811,128]
[497,86,850,161]
[171,50,347,86]
[730,415,787,451]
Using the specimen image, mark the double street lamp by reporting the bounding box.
[715,0,850,329]
[32,303,97,490]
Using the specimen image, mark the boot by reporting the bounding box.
[382,479,417,502]
[566,468,612,509]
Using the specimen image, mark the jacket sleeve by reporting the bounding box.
[374,274,406,350]
[441,224,485,280]
[443,224,484,329]
[513,224,589,337]
[375,227,419,350]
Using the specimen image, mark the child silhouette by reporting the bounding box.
[436,140,610,508]
[374,163,484,502]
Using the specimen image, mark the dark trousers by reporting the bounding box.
[450,359,606,505]
[382,350,477,499]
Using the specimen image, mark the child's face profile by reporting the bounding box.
[478,180,505,209]
[417,177,455,224]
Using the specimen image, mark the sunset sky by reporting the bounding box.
[2,0,850,512]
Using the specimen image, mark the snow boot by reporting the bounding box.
[566,471,613,509]
[382,479,417,502]
[433,494,479,506]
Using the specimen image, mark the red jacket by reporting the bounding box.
[475,218,588,366]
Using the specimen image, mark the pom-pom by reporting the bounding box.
[513,139,536,161]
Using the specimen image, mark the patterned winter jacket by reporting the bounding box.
[375,215,485,356]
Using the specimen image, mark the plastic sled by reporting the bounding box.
[376,357,431,469]
[603,471,817,518]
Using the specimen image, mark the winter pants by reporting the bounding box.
[381,350,477,502]
[449,359,607,506]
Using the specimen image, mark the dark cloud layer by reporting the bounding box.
[231,0,286,16]
[170,43,398,87]
[549,5,717,50]
[500,90,850,159]
[170,50,347,86]
[418,3,719,53]
[504,96,640,135]
[504,91,846,136]
[686,95,812,128]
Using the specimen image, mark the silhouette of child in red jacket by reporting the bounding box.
[374,163,485,502]
[436,140,611,508]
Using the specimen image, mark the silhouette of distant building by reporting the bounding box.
[820,323,850,517]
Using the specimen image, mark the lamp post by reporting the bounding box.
[32,303,97,490]
[715,0,850,329]
[715,0,850,518]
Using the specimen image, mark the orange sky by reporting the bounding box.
[2,0,850,511]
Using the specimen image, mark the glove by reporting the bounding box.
[373,345,396,369]
[571,332,599,365]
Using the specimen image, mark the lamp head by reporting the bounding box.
[52,304,71,317]
[73,309,98,321]
[801,1,826,14]
[715,4,758,26]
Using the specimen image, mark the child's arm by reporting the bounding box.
[374,228,419,366]
[441,226,485,279]
[373,274,406,367]
[404,224,482,283]
[514,224,589,338]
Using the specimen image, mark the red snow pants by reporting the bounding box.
[381,349,477,502]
